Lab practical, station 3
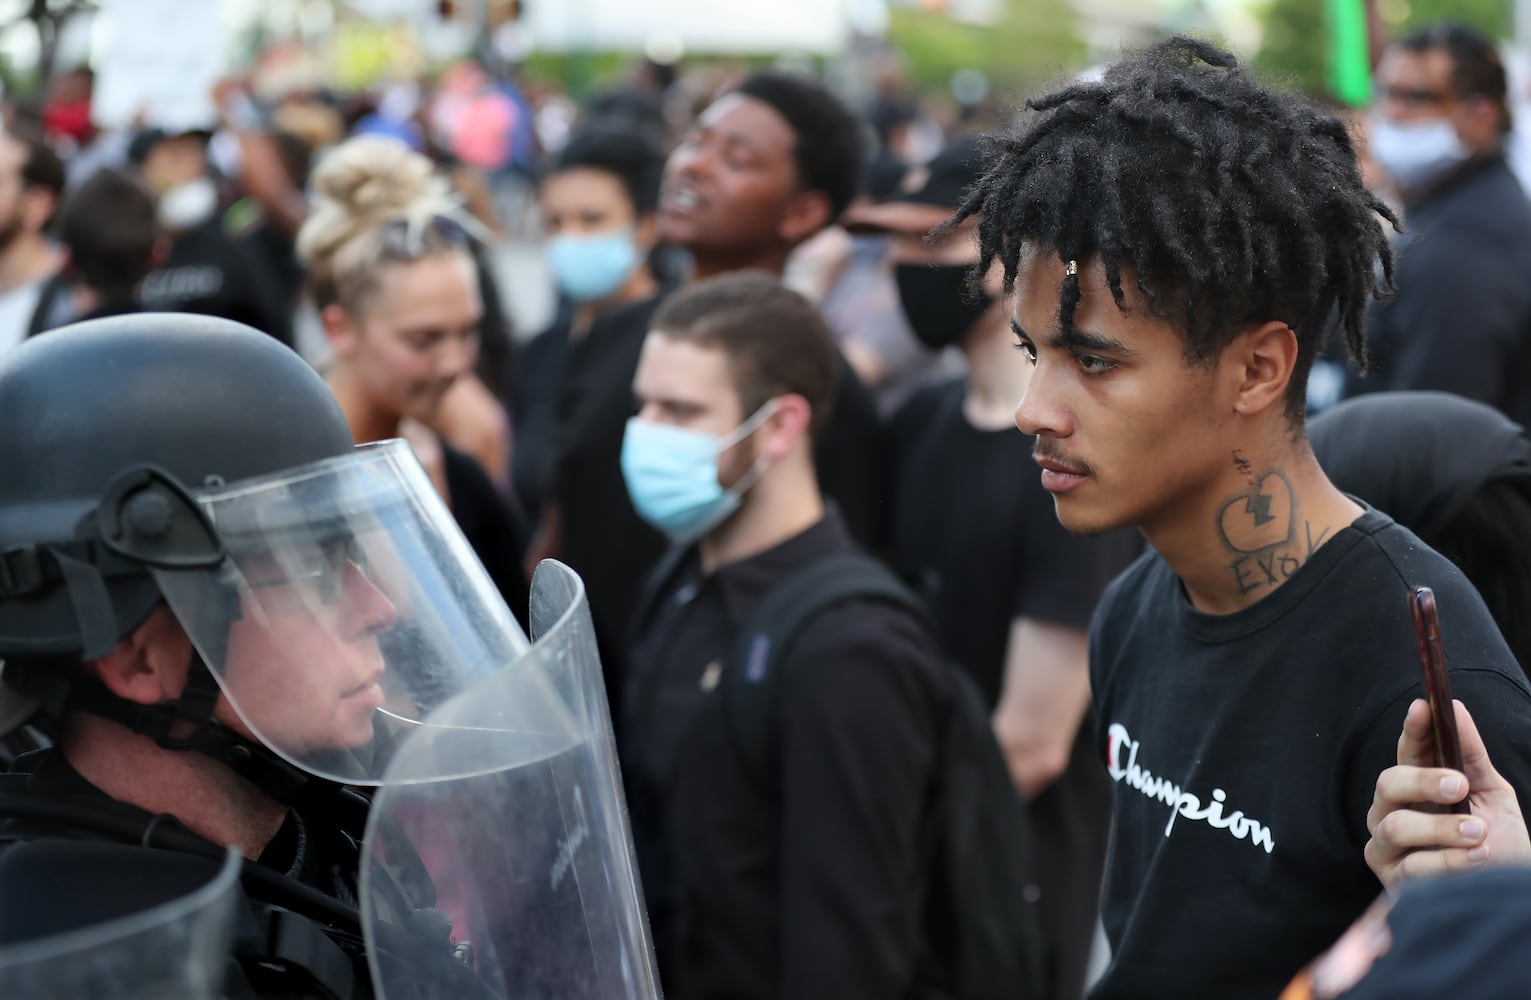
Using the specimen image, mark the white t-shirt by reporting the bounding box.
[0,278,45,357]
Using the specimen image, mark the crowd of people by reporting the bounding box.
[0,16,1530,1000]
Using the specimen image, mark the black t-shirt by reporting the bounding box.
[622,509,941,1000]
[510,307,574,526]
[1345,155,1531,428]
[1087,509,1531,1000]
[142,222,293,348]
[889,377,1140,706]
[443,441,530,629]
[552,292,891,695]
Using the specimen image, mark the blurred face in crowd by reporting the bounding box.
[540,165,657,301]
[659,94,827,263]
[1373,46,1500,157]
[327,249,482,423]
[632,332,759,490]
[1010,250,1231,537]
[0,136,53,252]
[541,166,652,242]
[140,135,208,198]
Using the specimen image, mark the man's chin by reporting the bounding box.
[1052,497,1125,538]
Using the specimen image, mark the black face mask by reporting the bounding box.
[894,262,995,351]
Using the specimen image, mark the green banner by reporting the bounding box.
[1326,0,1371,106]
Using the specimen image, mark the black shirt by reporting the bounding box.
[443,441,530,629]
[890,377,1140,705]
[1087,509,1531,1000]
[142,221,294,348]
[1345,155,1531,428]
[552,293,891,696]
[510,306,575,526]
[621,509,941,1000]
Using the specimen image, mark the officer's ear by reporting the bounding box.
[89,608,188,706]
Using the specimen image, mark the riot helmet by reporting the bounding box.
[0,313,533,796]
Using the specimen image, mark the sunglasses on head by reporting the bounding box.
[378,214,472,260]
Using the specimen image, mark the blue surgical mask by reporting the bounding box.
[546,229,640,302]
[620,400,779,543]
[1368,115,1470,193]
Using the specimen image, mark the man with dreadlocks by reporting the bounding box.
[949,37,1531,998]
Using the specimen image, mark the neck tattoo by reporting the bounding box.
[1216,454,1331,597]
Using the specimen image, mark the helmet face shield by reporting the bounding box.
[150,439,533,785]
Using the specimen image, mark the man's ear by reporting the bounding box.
[321,303,359,357]
[20,188,54,235]
[777,190,834,247]
[633,211,660,253]
[1457,94,1503,151]
[1229,321,1299,418]
[758,394,813,461]
[88,608,191,706]
[90,641,165,706]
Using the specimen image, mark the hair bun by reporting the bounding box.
[309,135,442,223]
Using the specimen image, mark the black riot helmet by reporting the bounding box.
[0,314,353,795]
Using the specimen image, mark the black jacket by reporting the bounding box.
[1346,154,1531,427]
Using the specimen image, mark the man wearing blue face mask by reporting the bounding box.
[619,272,945,1000]
[1344,22,1531,428]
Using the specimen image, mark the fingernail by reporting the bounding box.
[1460,818,1486,840]
[1469,846,1489,863]
[1441,775,1465,798]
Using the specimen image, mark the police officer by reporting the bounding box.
[0,313,659,998]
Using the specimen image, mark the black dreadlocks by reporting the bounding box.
[947,36,1399,421]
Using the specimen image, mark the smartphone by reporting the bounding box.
[1409,586,1471,814]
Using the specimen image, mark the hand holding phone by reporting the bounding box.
[1408,586,1471,814]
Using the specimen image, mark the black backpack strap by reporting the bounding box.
[628,542,698,648]
[724,553,927,790]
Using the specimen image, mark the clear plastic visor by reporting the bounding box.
[150,439,534,785]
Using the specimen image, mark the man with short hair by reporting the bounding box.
[0,127,64,352]
[1345,22,1531,425]
[546,71,888,698]
[620,272,941,1000]
[47,167,158,324]
[949,37,1531,998]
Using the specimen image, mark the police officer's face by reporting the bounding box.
[215,537,398,754]
[335,250,482,423]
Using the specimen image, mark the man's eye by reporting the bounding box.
[1014,341,1037,363]
[1076,354,1116,375]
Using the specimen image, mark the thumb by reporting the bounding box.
[1397,698,1439,768]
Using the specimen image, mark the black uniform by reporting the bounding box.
[1,752,360,996]
[1345,155,1531,427]
[890,376,1140,999]
[621,508,941,1000]
[1087,509,1531,999]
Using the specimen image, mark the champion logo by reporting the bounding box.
[1106,722,1276,854]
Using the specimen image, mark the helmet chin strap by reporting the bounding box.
[54,650,313,806]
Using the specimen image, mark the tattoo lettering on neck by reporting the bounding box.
[1215,466,1330,596]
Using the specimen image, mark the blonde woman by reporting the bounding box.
[297,134,528,619]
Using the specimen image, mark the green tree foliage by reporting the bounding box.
[1253,0,1329,96]
[888,0,1087,100]
[1255,0,1513,100]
